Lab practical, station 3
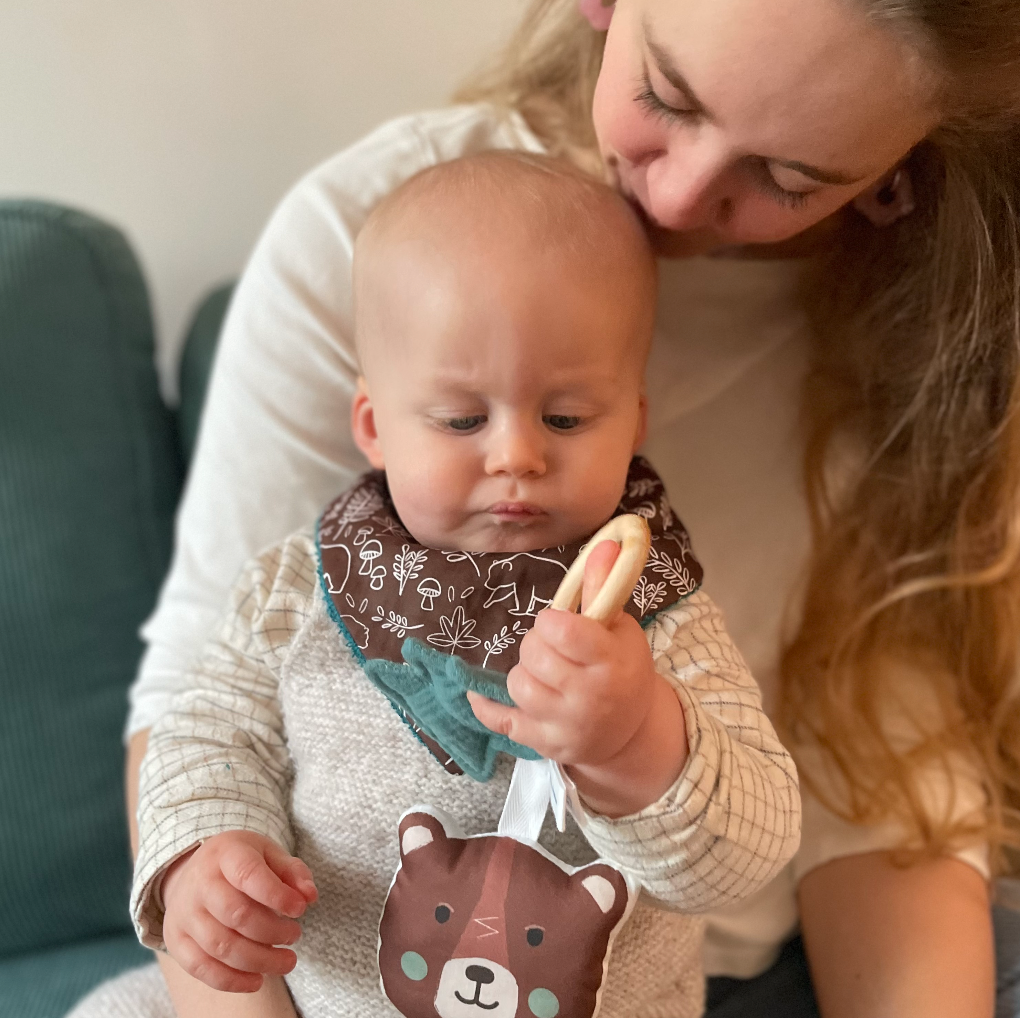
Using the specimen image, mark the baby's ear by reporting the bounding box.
[351,376,386,469]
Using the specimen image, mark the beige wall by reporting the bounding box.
[0,1,522,394]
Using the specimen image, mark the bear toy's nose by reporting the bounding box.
[465,965,495,986]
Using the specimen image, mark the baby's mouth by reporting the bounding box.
[486,501,546,522]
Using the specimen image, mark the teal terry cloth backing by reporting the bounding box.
[0,201,182,958]
[364,638,541,782]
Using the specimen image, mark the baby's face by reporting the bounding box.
[353,236,651,554]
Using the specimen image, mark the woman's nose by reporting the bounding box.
[643,144,731,232]
[484,421,546,479]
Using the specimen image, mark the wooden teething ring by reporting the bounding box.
[550,514,652,625]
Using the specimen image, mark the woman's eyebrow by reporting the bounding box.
[645,23,867,188]
[645,31,713,120]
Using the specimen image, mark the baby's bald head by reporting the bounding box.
[353,150,657,377]
[349,151,658,552]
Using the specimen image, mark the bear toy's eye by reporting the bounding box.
[526,926,544,947]
[435,904,452,924]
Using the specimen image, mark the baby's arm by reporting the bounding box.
[470,540,800,910]
[132,532,320,993]
[575,590,802,911]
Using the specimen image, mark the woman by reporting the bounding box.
[83,0,1020,1015]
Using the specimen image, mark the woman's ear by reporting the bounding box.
[633,392,648,452]
[351,377,386,469]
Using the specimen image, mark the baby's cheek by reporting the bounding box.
[386,466,465,546]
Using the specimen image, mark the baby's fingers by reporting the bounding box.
[205,880,302,947]
[188,910,298,978]
[168,930,264,994]
[468,690,548,755]
[264,841,318,904]
[220,843,308,918]
[580,539,621,618]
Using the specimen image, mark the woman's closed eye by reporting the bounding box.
[634,72,699,125]
[634,72,819,210]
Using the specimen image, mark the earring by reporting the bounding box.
[852,167,915,227]
[578,0,615,31]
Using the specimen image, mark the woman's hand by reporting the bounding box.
[468,541,689,817]
[161,831,318,993]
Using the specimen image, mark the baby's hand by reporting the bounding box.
[160,830,318,993]
[468,541,689,817]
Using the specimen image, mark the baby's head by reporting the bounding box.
[351,150,656,554]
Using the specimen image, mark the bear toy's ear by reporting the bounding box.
[397,811,449,862]
[574,863,631,929]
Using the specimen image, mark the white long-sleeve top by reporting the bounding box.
[129,104,989,979]
[132,530,799,1018]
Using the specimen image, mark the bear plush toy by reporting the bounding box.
[379,806,632,1018]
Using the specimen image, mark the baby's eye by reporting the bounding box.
[444,415,486,432]
[544,415,582,431]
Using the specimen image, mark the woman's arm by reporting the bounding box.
[127,731,299,1018]
[798,850,994,1018]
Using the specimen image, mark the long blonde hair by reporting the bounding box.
[457,0,1020,872]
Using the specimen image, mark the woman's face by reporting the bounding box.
[593,0,940,256]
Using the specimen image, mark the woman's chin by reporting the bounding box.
[646,223,725,259]
[646,210,847,261]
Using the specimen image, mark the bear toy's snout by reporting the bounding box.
[436,957,518,1017]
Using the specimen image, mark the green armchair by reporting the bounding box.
[0,200,231,1017]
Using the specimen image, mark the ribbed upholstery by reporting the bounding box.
[0,201,182,959]
[0,932,150,1018]
[177,281,233,465]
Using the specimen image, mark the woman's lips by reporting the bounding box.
[487,501,546,521]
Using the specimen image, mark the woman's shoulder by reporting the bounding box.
[262,104,544,251]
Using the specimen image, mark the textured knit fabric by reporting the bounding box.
[126,103,991,979]
[0,201,181,960]
[65,963,174,1018]
[132,528,800,1017]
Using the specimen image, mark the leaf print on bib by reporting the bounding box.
[427,605,481,653]
[647,546,698,596]
[482,621,528,668]
[371,607,425,639]
[632,576,669,617]
[393,545,428,595]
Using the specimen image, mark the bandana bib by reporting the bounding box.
[317,456,702,780]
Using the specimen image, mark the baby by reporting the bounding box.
[131,152,800,1018]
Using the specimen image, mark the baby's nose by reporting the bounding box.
[485,421,546,478]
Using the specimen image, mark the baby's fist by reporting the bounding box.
[160,830,317,993]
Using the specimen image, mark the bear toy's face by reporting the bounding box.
[379,810,630,1018]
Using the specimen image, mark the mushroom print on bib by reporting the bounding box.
[316,457,703,781]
